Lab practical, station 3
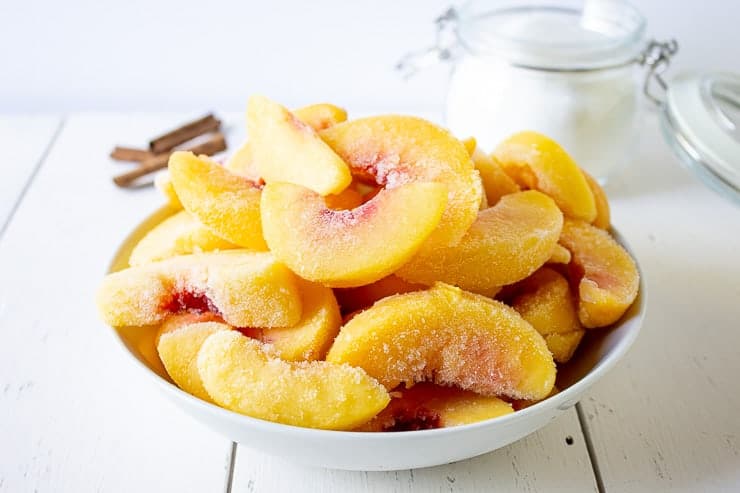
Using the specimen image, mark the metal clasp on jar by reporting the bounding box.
[395,7,459,79]
[638,39,680,106]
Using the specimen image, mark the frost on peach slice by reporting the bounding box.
[355,383,513,431]
[547,244,572,265]
[511,268,584,363]
[334,275,425,315]
[582,171,611,229]
[559,220,639,328]
[472,148,520,206]
[326,283,556,400]
[96,251,302,328]
[128,211,237,266]
[154,172,182,210]
[247,95,351,195]
[293,103,348,131]
[397,191,563,296]
[197,331,390,430]
[260,181,447,288]
[157,316,231,401]
[320,115,482,252]
[240,280,341,361]
[493,131,596,222]
[169,152,266,250]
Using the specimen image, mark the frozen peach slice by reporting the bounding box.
[96,251,302,328]
[493,131,596,221]
[293,103,348,131]
[461,137,477,156]
[547,244,572,265]
[154,172,182,210]
[510,385,560,411]
[472,150,520,206]
[320,115,482,251]
[225,104,346,181]
[324,186,363,210]
[356,383,513,431]
[169,152,266,250]
[511,268,585,363]
[241,280,341,361]
[128,211,237,266]
[397,191,563,296]
[334,275,425,314]
[247,95,351,195]
[559,220,640,328]
[157,318,231,401]
[260,181,447,287]
[224,141,263,183]
[327,283,556,400]
[197,331,390,430]
[582,171,611,229]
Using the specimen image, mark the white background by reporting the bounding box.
[1,0,738,114]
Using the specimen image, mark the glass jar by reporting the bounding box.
[402,1,740,205]
[400,0,654,183]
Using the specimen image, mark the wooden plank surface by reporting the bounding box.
[577,117,740,492]
[231,410,598,492]
[0,116,62,228]
[0,114,234,493]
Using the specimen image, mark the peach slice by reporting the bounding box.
[224,141,263,183]
[461,137,477,156]
[96,251,302,328]
[260,181,447,287]
[582,171,611,229]
[225,103,346,181]
[240,280,341,361]
[169,152,266,250]
[324,186,364,210]
[293,103,348,131]
[128,211,237,266]
[334,275,425,314]
[559,220,640,328]
[472,148,520,206]
[154,172,182,210]
[355,383,513,431]
[511,268,585,363]
[547,244,572,265]
[320,115,482,252]
[493,131,596,221]
[396,191,563,296]
[247,95,351,195]
[327,283,556,400]
[157,317,231,401]
[197,331,390,430]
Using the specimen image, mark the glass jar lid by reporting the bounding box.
[661,72,740,204]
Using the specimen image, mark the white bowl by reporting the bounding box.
[107,206,646,471]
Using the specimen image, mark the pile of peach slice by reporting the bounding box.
[96,96,639,431]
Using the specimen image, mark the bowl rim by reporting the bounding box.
[106,206,646,439]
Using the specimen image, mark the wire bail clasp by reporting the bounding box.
[639,39,679,106]
[396,7,459,79]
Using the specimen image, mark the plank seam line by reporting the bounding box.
[576,402,606,493]
[225,442,237,493]
[0,117,66,245]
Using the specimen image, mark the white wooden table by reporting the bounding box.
[1,110,738,492]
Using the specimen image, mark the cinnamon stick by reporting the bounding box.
[110,146,154,162]
[148,114,221,154]
[114,132,226,188]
